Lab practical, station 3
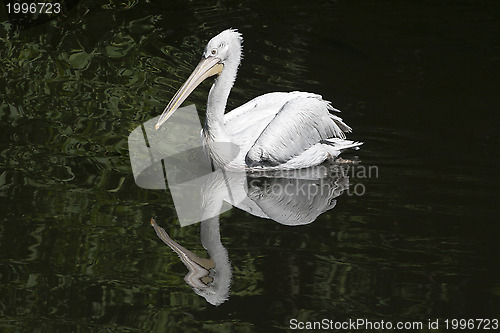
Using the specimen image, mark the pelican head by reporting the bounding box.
[155,29,243,130]
[202,29,242,64]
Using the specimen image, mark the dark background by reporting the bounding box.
[1,0,499,332]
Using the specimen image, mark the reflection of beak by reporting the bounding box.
[150,218,215,288]
[155,56,223,130]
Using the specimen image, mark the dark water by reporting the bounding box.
[1,0,499,332]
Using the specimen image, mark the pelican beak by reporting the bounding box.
[155,56,223,130]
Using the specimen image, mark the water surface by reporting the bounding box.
[1,0,499,332]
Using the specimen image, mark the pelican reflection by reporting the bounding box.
[151,167,350,305]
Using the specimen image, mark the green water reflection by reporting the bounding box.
[1,0,499,332]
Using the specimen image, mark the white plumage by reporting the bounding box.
[156,29,362,170]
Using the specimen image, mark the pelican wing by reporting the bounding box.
[224,92,297,136]
[224,92,331,134]
[246,94,351,166]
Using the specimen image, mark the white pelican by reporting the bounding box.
[155,29,362,170]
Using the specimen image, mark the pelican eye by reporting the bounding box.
[211,49,217,55]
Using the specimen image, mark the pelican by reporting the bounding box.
[155,29,362,170]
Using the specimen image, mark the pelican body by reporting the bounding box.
[156,29,361,170]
